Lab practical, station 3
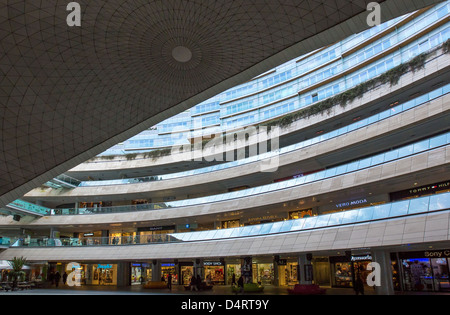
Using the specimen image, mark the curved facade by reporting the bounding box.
[1,2,450,294]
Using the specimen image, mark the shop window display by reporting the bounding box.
[334,262,353,287]
[204,262,225,285]
[401,258,450,292]
[253,263,274,285]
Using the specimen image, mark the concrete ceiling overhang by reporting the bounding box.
[0,0,443,207]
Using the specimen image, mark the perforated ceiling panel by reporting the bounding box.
[0,0,443,207]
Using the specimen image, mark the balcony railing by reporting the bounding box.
[4,192,450,247]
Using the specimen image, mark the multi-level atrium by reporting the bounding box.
[1,1,450,295]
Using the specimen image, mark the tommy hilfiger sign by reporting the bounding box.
[390,181,450,200]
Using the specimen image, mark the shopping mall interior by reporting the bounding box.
[0,0,449,297]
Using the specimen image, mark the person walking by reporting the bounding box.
[354,274,365,295]
[237,275,244,294]
[62,271,68,285]
[167,273,172,290]
[54,271,61,288]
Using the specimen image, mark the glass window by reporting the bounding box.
[280,220,294,232]
[358,157,372,169]
[408,196,430,214]
[430,134,447,148]
[357,207,374,221]
[413,139,429,154]
[341,210,359,224]
[327,212,344,226]
[398,145,413,158]
[249,225,262,235]
[389,200,410,217]
[372,204,391,220]
[384,150,399,161]
[269,221,284,234]
[370,153,385,166]
[260,223,274,235]
[290,219,305,231]
[314,214,331,227]
[302,217,318,229]
[429,193,450,211]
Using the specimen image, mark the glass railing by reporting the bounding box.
[6,192,450,247]
[57,131,450,215]
[79,82,450,188]
[221,23,449,129]
[172,192,450,242]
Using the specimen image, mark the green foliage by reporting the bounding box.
[443,38,450,54]
[262,49,435,129]
[8,256,27,283]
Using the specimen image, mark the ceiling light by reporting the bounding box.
[172,46,192,63]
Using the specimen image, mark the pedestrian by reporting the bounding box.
[190,276,198,291]
[167,273,172,290]
[354,274,365,295]
[62,271,68,285]
[196,274,202,290]
[237,275,244,294]
[54,271,61,287]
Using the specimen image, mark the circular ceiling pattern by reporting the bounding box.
[0,0,440,207]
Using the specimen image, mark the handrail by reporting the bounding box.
[5,192,450,247]
[52,130,450,215]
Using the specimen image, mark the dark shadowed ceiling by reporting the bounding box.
[0,0,443,207]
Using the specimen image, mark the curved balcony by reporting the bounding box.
[24,82,450,202]
[64,20,450,180]
[6,131,449,228]
[1,192,449,261]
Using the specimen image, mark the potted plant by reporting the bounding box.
[8,256,27,291]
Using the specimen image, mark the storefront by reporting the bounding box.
[253,263,274,285]
[131,263,151,285]
[138,226,176,244]
[161,263,178,284]
[277,260,299,286]
[226,263,241,285]
[179,262,194,285]
[204,261,225,285]
[396,250,450,292]
[51,262,118,286]
[221,219,240,229]
[329,254,372,288]
[92,264,117,285]
[288,209,312,219]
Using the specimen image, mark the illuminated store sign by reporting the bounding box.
[97,264,112,269]
[390,180,450,200]
[203,261,223,266]
[335,198,368,209]
[351,254,372,261]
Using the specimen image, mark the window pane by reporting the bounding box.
[372,204,391,220]
[408,196,430,214]
[389,200,409,217]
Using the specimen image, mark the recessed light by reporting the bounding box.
[172,46,192,63]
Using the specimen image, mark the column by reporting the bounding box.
[370,250,395,295]
[117,262,130,287]
[298,253,313,284]
[194,259,204,279]
[152,260,161,282]
[241,257,253,284]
